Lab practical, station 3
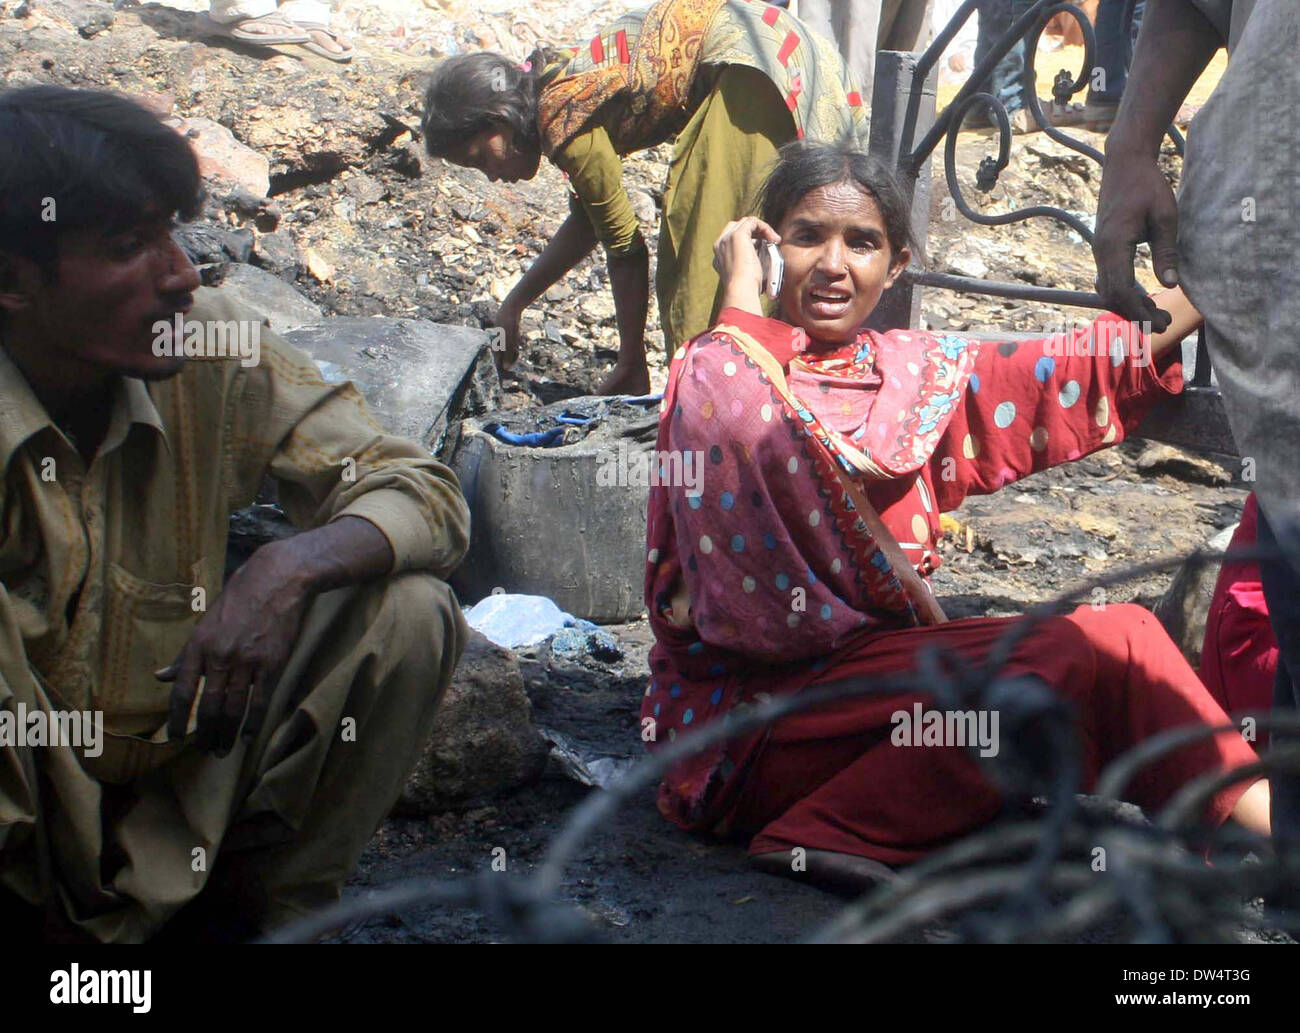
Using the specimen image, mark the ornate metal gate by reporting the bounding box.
[866,0,1235,455]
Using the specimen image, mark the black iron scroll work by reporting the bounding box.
[867,0,1235,456]
[263,5,1300,945]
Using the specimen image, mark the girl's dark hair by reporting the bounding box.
[0,85,203,278]
[421,48,554,157]
[757,140,920,262]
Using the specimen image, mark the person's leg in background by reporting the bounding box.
[209,0,283,30]
[795,1,840,51]
[209,0,352,60]
[970,0,1088,131]
[880,0,934,55]
[1085,0,1146,129]
[797,0,887,100]
[971,0,1029,120]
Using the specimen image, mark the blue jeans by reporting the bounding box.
[973,0,1037,115]
[976,0,1147,113]
[1090,0,1146,102]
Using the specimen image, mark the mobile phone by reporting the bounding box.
[758,240,783,299]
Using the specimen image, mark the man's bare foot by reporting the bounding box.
[294,23,354,61]
[216,11,353,62]
[216,11,309,45]
[750,849,899,897]
[597,362,650,396]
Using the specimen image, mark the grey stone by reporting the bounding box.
[445,397,658,623]
[395,630,550,815]
[216,263,322,335]
[252,231,301,281]
[176,223,254,266]
[282,317,503,453]
[944,246,988,279]
[629,188,656,224]
[1154,523,1239,668]
[1135,442,1233,487]
[76,6,112,38]
[224,501,297,579]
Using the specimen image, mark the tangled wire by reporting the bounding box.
[263,539,1300,945]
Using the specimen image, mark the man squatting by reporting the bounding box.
[0,86,471,943]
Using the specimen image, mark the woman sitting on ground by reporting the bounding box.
[642,139,1270,893]
[420,0,868,396]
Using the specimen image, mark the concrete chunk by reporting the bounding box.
[446,396,658,623]
[217,263,322,335]
[282,317,502,452]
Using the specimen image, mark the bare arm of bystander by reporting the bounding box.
[1093,0,1224,329]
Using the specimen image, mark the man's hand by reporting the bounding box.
[159,516,395,755]
[1090,0,1224,332]
[1092,152,1181,333]
[159,538,313,755]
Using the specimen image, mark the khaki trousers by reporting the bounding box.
[0,572,466,943]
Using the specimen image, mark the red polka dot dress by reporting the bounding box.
[641,307,1262,861]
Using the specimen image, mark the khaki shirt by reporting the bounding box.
[0,288,470,780]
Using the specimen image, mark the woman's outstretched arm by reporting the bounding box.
[1149,286,1203,360]
[495,209,597,364]
[929,293,1196,511]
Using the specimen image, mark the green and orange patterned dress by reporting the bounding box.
[535,0,869,350]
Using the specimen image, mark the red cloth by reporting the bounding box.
[1200,493,1278,743]
[733,604,1258,864]
[641,307,1264,858]
[643,308,1191,840]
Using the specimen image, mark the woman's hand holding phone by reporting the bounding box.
[713,216,782,318]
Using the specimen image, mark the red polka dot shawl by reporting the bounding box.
[641,308,1182,829]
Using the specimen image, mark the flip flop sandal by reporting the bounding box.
[216,10,309,45]
[1046,101,1089,127]
[1082,97,1120,131]
[290,21,355,62]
